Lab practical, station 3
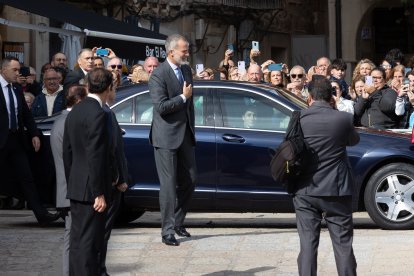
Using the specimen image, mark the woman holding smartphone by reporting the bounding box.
[354,67,400,129]
[395,70,414,128]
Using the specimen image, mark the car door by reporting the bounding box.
[112,88,217,211]
[213,86,294,212]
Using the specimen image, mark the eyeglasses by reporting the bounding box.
[110,65,123,70]
[290,74,303,79]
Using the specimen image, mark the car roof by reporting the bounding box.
[115,80,307,110]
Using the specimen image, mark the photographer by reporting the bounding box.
[354,67,400,129]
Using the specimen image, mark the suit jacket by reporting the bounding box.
[295,101,360,196]
[0,83,39,149]
[50,109,70,208]
[31,89,65,117]
[103,105,129,186]
[63,67,85,92]
[148,61,195,149]
[63,97,111,203]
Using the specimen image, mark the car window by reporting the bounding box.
[112,98,133,123]
[135,92,153,124]
[218,89,291,131]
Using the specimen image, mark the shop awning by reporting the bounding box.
[0,0,167,61]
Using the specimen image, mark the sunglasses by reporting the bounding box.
[290,74,303,79]
[110,65,123,69]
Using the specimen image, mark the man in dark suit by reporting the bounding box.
[100,75,129,276]
[50,84,87,276]
[0,56,60,225]
[63,68,113,275]
[293,77,359,276]
[149,34,197,246]
[63,48,94,91]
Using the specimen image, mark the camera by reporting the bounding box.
[20,66,30,77]
[331,86,337,96]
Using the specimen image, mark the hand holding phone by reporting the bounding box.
[20,66,30,77]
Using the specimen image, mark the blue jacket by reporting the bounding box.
[31,90,65,117]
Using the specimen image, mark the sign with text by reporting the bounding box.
[3,42,24,63]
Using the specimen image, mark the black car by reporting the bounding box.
[26,81,414,229]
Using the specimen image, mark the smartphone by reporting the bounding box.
[403,77,410,85]
[252,41,259,51]
[20,66,30,77]
[96,48,109,57]
[268,63,283,71]
[227,44,234,51]
[196,64,204,75]
[238,61,246,74]
[331,86,337,96]
[365,76,373,85]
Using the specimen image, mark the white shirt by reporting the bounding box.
[42,85,63,116]
[0,74,18,128]
[87,93,103,107]
[166,58,187,103]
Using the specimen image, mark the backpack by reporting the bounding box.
[270,110,309,193]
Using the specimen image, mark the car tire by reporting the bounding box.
[364,163,414,230]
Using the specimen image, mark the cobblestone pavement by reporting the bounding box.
[0,210,413,275]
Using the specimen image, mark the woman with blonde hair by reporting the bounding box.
[352,58,375,82]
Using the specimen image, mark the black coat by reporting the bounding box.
[63,97,111,202]
[354,85,401,129]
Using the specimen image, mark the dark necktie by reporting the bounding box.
[7,84,17,131]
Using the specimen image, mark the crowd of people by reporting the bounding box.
[3,36,414,275]
[15,43,414,132]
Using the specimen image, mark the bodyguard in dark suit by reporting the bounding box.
[293,77,359,276]
[100,77,129,276]
[50,85,87,276]
[0,57,60,225]
[63,68,113,275]
[149,34,197,246]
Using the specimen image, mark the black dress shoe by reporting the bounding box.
[175,226,191,237]
[37,212,61,225]
[162,234,179,246]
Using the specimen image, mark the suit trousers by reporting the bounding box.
[101,186,122,273]
[69,199,106,276]
[63,211,71,276]
[293,194,357,276]
[154,127,197,236]
[0,132,48,219]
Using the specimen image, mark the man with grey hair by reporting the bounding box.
[63,48,94,91]
[316,56,331,76]
[247,63,263,83]
[149,34,196,246]
[107,57,129,85]
[287,65,309,101]
[144,56,159,75]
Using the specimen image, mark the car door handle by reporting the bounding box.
[121,128,126,136]
[222,134,245,143]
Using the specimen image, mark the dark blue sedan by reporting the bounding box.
[105,80,414,230]
[27,81,414,230]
